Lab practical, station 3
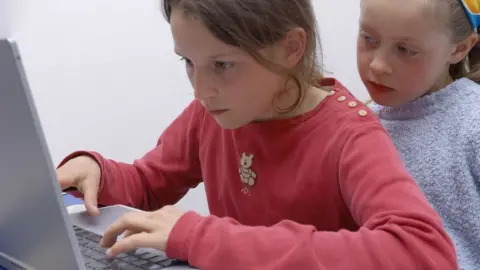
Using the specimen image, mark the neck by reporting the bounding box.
[291,86,328,116]
[376,77,475,121]
[255,85,328,122]
[427,73,453,94]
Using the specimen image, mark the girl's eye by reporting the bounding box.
[360,32,377,44]
[180,57,193,66]
[214,61,234,70]
[398,46,418,57]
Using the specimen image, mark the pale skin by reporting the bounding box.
[57,7,327,256]
[357,0,479,107]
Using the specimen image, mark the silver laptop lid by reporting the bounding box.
[0,39,85,270]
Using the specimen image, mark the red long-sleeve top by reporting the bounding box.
[63,78,457,269]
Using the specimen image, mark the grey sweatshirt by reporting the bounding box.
[371,78,480,269]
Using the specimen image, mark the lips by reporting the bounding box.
[208,109,229,116]
[367,81,394,93]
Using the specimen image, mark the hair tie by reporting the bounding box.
[460,0,480,32]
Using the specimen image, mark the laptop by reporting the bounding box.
[0,39,197,270]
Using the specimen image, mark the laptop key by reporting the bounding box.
[123,255,140,263]
[86,234,103,243]
[141,264,164,270]
[132,259,149,266]
[148,255,169,263]
[86,241,99,248]
[158,259,175,267]
[139,253,158,260]
[116,253,128,259]
[95,247,108,253]
[90,250,106,260]
[77,230,92,237]
[84,249,104,260]
[128,249,148,256]
[109,261,143,270]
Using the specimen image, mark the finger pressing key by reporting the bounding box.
[100,212,156,249]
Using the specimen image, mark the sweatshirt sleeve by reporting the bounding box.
[60,100,204,211]
[165,123,458,269]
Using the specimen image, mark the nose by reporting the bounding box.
[369,52,392,76]
[191,68,217,100]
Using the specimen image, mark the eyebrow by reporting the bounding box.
[174,49,241,59]
[359,22,419,42]
[358,22,378,35]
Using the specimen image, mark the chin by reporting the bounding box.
[213,118,245,130]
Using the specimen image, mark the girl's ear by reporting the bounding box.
[279,27,307,68]
[449,32,479,64]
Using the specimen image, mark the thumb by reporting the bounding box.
[80,177,100,216]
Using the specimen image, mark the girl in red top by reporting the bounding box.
[57,0,458,269]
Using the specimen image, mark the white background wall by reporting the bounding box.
[1,0,366,215]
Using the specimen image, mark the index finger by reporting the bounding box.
[100,212,155,248]
[81,178,100,216]
[106,233,154,257]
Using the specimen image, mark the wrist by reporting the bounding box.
[166,211,204,261]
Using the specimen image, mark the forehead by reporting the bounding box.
[360,0,443,39]
[170,8,241,57]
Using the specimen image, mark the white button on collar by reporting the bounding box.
[358,109,368,117]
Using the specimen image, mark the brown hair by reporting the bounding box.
[161,0,323,113]
[443,0,480,82]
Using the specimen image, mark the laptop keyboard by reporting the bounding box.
[73,225,190,270]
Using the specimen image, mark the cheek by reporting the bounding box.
[395,62,424,83]
[402,57,440,81]
[186,66,194,84]
[356,38,365,51]
[356,51,371,76]
[394,61,437,95]
[234,70,281,114]
[237,64,278,91]
[356,38,371,56]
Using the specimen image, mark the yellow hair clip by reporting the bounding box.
[460,0,480,31]
[462,0,480,13]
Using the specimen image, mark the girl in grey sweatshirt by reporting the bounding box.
[357,0,480,268]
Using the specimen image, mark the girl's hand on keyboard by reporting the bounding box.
[100,205,186,256]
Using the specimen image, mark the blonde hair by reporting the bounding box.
[161,0,324,113]
[443,0,480,82]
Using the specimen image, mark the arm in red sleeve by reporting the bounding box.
[165,124,458,270]
[61,101,205,211]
